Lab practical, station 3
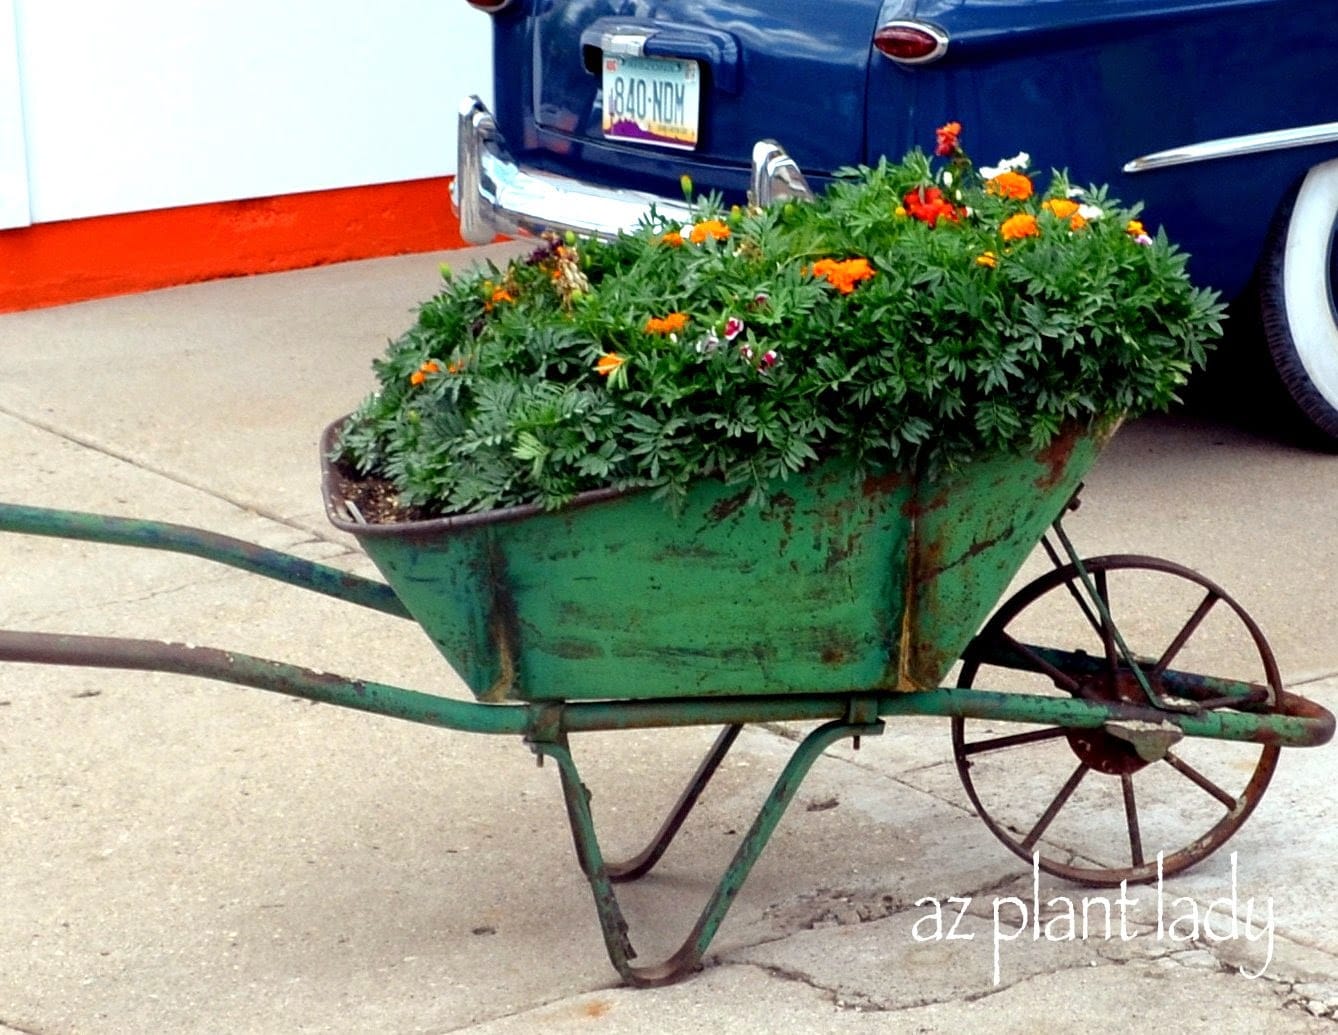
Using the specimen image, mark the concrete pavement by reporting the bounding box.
[2,248,1337,1033]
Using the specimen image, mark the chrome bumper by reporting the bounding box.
[451,95,813,244]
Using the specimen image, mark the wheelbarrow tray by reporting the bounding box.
[322,419,1112,702]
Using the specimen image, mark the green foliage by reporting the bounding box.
[336,133,1224,516]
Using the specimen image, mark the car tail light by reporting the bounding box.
[873,21,949,65]
[465,0,515,11]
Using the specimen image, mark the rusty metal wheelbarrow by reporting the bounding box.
[1,421,1331,986]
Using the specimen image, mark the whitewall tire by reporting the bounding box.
[1257,157,1338,445]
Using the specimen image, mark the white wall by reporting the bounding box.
[2,0,493,229]
[0,0,29,228]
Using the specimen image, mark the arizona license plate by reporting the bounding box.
[601,54,700,150]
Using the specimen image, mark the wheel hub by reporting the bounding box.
[1064,667,1155,775]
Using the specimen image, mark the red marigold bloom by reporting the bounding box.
[935,121,962,157]
[986,171,1034,201]
[644,311,690,335]
[903,187,961,227]
[1000,213,1040,241]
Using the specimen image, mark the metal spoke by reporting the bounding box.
[1162,750,1239,810]
[1121,773,1144,868]
[959,726,1071,757]
[999,633,1084,695]
[1154,590,1220,675]
[1020,761,1089,852]
[1094,569,1118,673]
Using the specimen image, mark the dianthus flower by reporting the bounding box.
[689,219,731,244]
[811,257,876,294]
[986,171,1034,201]
[1000,213,1040,241]
[645,311,689,336]
[903,187,961,227]
[935,121,962,157]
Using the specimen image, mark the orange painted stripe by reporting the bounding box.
[0,177,475,313]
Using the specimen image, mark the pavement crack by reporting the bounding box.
[0,407,341,548]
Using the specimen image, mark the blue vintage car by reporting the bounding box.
[454,0,1338,445]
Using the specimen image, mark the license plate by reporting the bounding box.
[601,54,700,151]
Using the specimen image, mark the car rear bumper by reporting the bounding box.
[451,95,812,243]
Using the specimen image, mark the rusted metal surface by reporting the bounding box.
[948,552,1325,888]
[323,419,1109,702]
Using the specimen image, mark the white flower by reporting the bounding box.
[978,152,1030,179]
[1077,204,1104,222]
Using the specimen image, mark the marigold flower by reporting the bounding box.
[595,352,625,376]
[1068,213,1089,231]
[1042,197,1080,220]
[409,359,442,386]
[1000,213,1040,242]
[658,230,684,248]
[935,121,962,157]
[645,311,690,336]
[987,171,1034,201]
[447,359,466,374]
[1126,219,1146,237]
[485,286,515,312]
[903,187,961,227]
[811,257,876,294]
[689,219,731,245]
[975,251,998,269]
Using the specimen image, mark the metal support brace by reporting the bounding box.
[530,716,883,986]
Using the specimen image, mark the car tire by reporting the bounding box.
[1256,157,1338,447]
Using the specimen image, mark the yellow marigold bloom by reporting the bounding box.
[1126,219,1146,236]
[894,205,908,218]
[595,352,625,377]
[986,170,1034,201]
[975,251,998,269]
[810,257,876,294]
[658,230,684,248]
[1042,197,1080,219]
[1000,213,1040,241]
[644,311,689,336]
[689,219,731,244]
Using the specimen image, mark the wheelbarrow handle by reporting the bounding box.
[0,502,410,619]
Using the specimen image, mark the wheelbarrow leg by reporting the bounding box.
[605,724,743,883]
[531,715,883,987]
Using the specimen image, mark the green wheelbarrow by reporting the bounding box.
[0,420,1331,986]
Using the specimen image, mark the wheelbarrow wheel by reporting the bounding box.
[952,555,1282,887]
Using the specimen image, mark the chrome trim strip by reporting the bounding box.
[453,96,814,244]
[601,30,650,58]
[1124,122,1338,173]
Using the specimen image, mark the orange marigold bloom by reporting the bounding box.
[1000,213,1040,241]
[644,311,689,336]
[658,230,684,248]
[935,121,962,157]
[1126,219,1147,237]
[485,286,515,311]
[987,171,1034,201]
[447,359,466,374]
[689,219,731,244]
[811,257,876,294]
[409,359,442,386]
[1041,197,1080,219]
[595,352,625,376]
[1068,213,1089,231]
